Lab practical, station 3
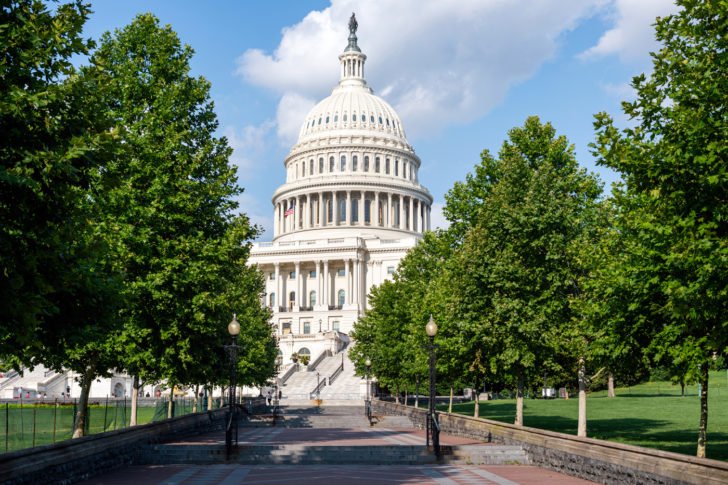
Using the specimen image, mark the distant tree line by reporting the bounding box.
[351,0,727,459]
[0,1,277,438]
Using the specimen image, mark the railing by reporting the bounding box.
[328,304,343,310]
[278,364,297,385]
[328,354,345,385]
[298,306,313,312]
[277,306,289,313]
[309,378,327,400]
[307,350,332,372]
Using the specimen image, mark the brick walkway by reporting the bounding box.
[77,463,594,484]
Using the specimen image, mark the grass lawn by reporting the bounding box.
[437,370,728,461]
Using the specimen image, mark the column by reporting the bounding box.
[333,192,339,225]
[346,190,352,226]
[319,192,325,227]
[345,259,351,305]
[374,192,380,227]
[387,193,392,228]
[409,196,414,231]
[295,261,301,311]
[274,263,281,312]
[399,194,405,229]
[323,260,330,307]
[359,191,364,225]
[353,257,360,310]
[418,199,424,233]
[316,260,322,308]
[427,206,431,231]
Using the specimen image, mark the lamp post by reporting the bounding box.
[425,315,440,458]
[365,358,372,422]
[225,314,241,458]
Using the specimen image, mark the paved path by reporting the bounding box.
[77,464,595,484]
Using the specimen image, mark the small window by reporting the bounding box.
[341,155,346,172]
[270,293,276,307]
[387,266,395,275]
[343,114,347,122]
[319,157,324,173]
[334,114,339,122]
[309,269,316,278]
[325,116,329,123]
[352,155,358,171]
[370,115,374,123]
[289,271,296,279]
[338,268,345,277]
[364,156,369,172]
[386,119,390,126]
[333,321,340,332]
[289,291,296,308]
[269,273,276,280]
[302,163,306,177]
[385,158,390,174]
[282,322,291,335]
[318,117,322,125]
[375,157,380,173]
[379,117,383,124]
[338,290,345,307]
[329,156,335,172]
[303,321,311,334]
[352,200,358,223]
[365,200,371,223]
[353,114,357,122]
[395,159,399,176]
[309,291,317,306]
[309,159,313,175]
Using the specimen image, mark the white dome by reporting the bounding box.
[297,84,407,144]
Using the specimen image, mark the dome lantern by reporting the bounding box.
[339,13,367,88]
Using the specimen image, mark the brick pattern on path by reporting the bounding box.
[77,464,595,485]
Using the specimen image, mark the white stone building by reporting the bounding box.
[249,18,432,391]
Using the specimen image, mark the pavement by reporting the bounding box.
[76,426,596,484]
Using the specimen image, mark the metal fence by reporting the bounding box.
[0,396,224,454]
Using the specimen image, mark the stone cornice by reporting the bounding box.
[286,138,420,167]
[272,179,433,205]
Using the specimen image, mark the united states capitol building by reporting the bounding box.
[249,16,432,399]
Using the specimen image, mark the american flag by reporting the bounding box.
[284,204,295,218]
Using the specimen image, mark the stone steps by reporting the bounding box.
[144,443,526,466]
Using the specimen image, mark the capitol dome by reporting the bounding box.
[270,15,432,242]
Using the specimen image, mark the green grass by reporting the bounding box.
[436,370,728,461]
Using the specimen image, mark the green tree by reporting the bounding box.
[591,0,728,458]
[446,116,602,426]
[84,14,275,424]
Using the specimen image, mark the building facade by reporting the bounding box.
[249,17,432,374]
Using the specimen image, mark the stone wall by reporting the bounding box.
[372,400,728,485]
[0,408,228,485]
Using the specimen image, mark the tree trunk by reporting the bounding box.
[474,386,479,418]
[395,383,400,405]
[193,384,199,413]
[578,358,587,437]
[167,384,174,419]
[207,386,213,411]
[448,386,453,414]
[680,377,685,397]
[515,370,524,426]
[72,362,97,438]
[607,371,615,398]
[697,366,709,458]
[130,375,140,426]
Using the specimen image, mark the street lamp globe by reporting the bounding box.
[365,358,371,367]
[228,314,240,336]
[425,314,437,337]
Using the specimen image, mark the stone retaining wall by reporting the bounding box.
[0,408,228,485]
[371,400,728,485]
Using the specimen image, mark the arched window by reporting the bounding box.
[329,156,335,172]
[385,158,390,174]
[353,114,357,122]
[365,200,371,223]
[302,162,306,177]
[298,347,311,363]
[364,156,369,172]
[309,291,317,307]
[309,159,313,175]
[325,116,329,123]
[338,290,345,307]
[340,199,346,222]
[395,159,399,176]
[378,201,384,225]
[352,155,358,171]
[289,291,296,310]
[334,114,339,122]
[343,114,347,122]
[319,157,324,173]
[375,157,380,173]
[327,199,333,222]
[270,292,276,307]
[340,155,346,171]
[352,199,358,223]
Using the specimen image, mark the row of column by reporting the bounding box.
[271,258,378,312]
[274,191,431,236]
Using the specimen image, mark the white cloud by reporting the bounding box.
[581,0,681,62]
[237,192,273,241]
[276,93,316,146]
[236,0,607,142]
[430,202,450,231]
[224,121,275,179]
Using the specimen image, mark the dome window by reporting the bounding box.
[340,155,346,171]
[352,155,358,171]
[334,114,339,122]
[395,159,399,176]
[326,116,330,123]
[353,114,357,122]
[319,157,324,173]
[386,118,390,126]
[364,156,369,172]
[318,117,322,125]
[343,114,348,122]
[379,117,383,124]
[375,157,380,173]
[329,156,335,172]
[385,158,390,174]
[371,115,374,123]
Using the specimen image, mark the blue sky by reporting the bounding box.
[78,0,680,240]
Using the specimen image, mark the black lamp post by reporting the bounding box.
[425,315,440,458]
[225,314,241,458]
[365,358,372,421]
